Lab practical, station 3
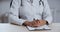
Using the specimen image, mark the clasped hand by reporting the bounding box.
[24,19,46,27]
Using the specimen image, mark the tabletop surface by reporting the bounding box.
[0,23,60,32]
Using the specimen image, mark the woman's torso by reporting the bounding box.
[20,0,44,21]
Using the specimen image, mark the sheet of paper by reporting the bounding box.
[27,25,51,30]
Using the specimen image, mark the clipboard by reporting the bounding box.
[26,25,51,31]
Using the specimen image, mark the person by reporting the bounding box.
[9,0,52,27]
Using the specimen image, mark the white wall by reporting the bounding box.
[0,0,11,16]
[0,0,11,23]
[48,0,60,23]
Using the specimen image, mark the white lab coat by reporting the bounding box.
[9,0,52,25]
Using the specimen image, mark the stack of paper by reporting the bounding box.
[26,25,51,31]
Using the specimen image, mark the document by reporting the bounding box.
[26,25,51,31]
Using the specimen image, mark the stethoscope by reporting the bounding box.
[39,0,44,6]
[29,0,44,6]
[28,0,44,6]
[21,0,44,6]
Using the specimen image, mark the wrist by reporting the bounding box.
[46,21,49,25]
[23,21,28,26]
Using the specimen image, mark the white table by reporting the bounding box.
[0,23,60,32]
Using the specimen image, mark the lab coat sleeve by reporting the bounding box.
[9,14,26,26]
[9,0,26,25]
[43,0,53,24]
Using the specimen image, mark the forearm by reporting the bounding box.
[43,0,53,25]
[9,14,26,25]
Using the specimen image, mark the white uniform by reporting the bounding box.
[9,0,52,25]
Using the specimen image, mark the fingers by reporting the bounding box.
[31,19,46,27]
[24,19,46,27]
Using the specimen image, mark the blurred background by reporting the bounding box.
[0,0,60,23]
